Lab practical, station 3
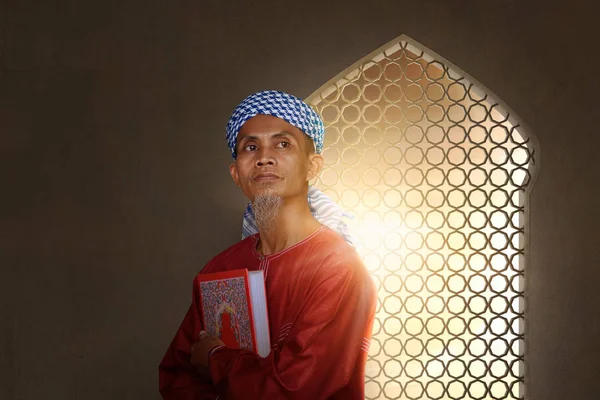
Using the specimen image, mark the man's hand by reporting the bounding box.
[191,331,226,371]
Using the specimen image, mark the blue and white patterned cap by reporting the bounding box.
[226,90,325,159]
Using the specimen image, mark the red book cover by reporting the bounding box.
[196,269,261,354]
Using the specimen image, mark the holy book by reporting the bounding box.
[197,269,271,357]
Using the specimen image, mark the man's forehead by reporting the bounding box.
[237,131,295,140]
[238,115,304,138]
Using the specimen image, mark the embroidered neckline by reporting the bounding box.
[250,226,325,260]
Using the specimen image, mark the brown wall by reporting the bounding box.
[1,0,599,399]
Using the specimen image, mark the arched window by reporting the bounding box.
[307,36,537,400]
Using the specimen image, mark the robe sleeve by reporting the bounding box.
[208,253,376,399]
[159,283,218,400]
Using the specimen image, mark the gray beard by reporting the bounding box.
[252,193,283,233]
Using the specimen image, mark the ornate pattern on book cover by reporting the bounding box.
[199,277,254,351]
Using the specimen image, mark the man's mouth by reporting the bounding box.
[252,173,281,182]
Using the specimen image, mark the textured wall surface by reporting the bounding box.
[1,0,599,399]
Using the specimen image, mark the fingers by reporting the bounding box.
[198,330,210,339]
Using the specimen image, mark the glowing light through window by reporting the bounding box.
[308,36,535,400]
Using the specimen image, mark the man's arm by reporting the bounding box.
[159,285,218,400]
[205,257,376,400]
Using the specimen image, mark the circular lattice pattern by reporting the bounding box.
[309,40,533,400]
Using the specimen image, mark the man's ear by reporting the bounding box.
[229,163,241,187]
[306,153,324,182]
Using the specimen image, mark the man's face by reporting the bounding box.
[229,114,323,201]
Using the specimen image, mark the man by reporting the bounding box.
[159,90,376,399]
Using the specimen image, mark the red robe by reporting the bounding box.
[159,227,377,399]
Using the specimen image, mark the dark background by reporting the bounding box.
[1,0,599,399]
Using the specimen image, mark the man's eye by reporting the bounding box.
[276,142,290,148]
[244,144,258,151]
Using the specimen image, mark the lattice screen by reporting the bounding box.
[307,38,534,400]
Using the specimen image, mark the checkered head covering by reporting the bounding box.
[225,90,325,159]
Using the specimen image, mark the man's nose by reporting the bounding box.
[255,147,276,166]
